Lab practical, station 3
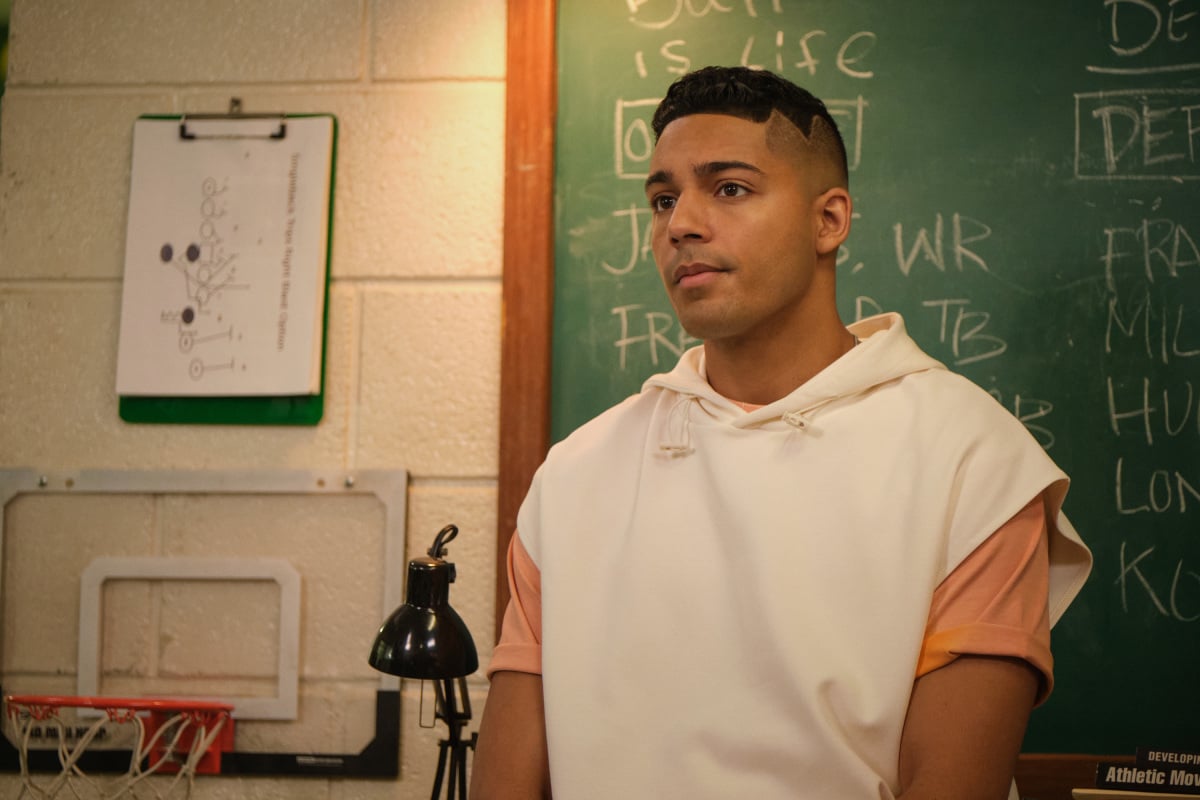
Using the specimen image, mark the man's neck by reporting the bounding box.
[703,319,857,406]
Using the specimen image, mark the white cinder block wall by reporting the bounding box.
[0,1,506,797]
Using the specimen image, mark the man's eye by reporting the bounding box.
[718,183,747,198]
[651,195,676,212]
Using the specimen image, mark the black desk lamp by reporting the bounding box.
[369,524,479,800]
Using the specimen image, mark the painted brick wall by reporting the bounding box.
[0,1,506,796]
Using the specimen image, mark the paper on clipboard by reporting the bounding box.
[115,114,334,397]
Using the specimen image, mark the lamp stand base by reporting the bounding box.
[429,676,476,800]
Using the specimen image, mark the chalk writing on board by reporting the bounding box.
[1107,291,1200,365]
[1103,196,1200,621]
[626,2,878,82]
[599,205,653,275]
[1101,215,1200,292]
[1088,62,1200,76]
[921,299,1008,366]
[893,213,992,276]
[1115,540,1199,620]
[615,99,661,179]
[626,0,783,32]
[1108,377,1200,446]
[1114,454,1200,514]
[739,29,877,79]
[1075,89,1200,179]
[612,304,697,369]
[1091,0,1200,71]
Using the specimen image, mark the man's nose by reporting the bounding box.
[666,193,711,244]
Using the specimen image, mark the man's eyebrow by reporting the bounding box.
[644,161,765,192]
[644,169,670,192]
[698,160,764,178]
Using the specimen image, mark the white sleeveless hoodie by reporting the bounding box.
[517,313,1092,799]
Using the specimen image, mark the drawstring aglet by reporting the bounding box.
[782,410,810,430]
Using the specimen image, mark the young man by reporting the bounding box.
[471,67,1092,799]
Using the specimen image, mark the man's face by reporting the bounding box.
[644,112,827,347]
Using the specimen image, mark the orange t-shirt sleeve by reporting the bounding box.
[486,531,544,679]
[916,493,1055,704]
[488,500,1055,700]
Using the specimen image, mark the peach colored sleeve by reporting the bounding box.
[916,493,1054,704]
[488,502,1053,698]
[486,532,543,679]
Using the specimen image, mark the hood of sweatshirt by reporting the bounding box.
[640,313,945,453]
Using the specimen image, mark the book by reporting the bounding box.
[1074,790,1200,799]
[1094,762,1200,795]
[1138,749,1200,774]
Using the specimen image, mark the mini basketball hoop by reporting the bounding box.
[4,694,234,799]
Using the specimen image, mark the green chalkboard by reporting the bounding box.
[552,1,1200,755]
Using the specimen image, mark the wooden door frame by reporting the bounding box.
[497,0,556,637]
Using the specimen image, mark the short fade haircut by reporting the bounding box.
[651,66,849,186]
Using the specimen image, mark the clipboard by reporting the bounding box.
[116,108,337,426]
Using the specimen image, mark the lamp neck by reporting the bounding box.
[406,557,454,609]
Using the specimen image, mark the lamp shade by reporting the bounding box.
[368,529,479,679]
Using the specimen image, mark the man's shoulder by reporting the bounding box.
[874,366,1036,447]
[890,363,1003,407]
[524,386,670,516]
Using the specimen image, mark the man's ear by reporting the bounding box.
[814,187,852,256]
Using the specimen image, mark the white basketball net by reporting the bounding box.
[8,703,229,799]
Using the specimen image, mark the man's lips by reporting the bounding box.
[672,262,725,285]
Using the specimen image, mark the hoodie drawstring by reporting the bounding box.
[658,395,697,456]
[781,410,811,430]
[659,396,818,452]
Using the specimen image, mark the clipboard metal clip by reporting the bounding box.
[179,98,287,141]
